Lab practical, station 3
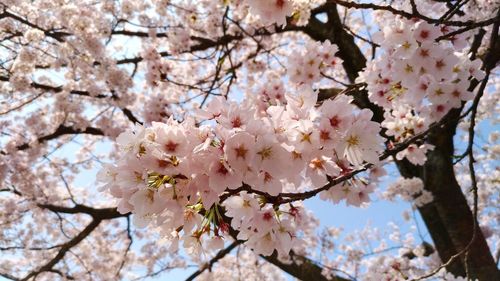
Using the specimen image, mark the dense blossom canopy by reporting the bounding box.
[0,0,499,281]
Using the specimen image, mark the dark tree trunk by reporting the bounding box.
[397,109,499,280]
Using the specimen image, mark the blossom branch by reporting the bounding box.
[185,240,241,281]
[19,219,101,281]
[3,125,104,154]
[329,0,498,27]
[261,250,352,281]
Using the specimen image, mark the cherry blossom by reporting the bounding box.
[0,0,498,280]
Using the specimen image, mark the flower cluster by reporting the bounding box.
[383,177,433,207]
[141,93,173,125]
[358,18,484,165]
[98,65,384,256]
[142,47,170,87]
[243,0,323,27]
[288,40,343,86]
[254,74,287,112]
[246,0,294,27]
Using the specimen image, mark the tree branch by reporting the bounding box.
[20,219,101,281]
[185,240,241,281]
[261,251,351,281]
